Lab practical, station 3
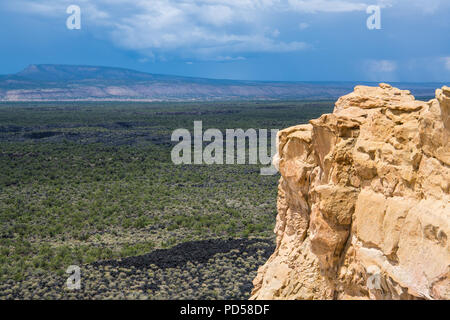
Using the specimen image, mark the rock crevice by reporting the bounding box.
[251,84,449,300]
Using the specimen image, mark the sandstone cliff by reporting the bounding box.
[251,84,449,300]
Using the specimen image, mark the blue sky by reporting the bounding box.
[0,0,449,82]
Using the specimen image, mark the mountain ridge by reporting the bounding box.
[0,64,446,101]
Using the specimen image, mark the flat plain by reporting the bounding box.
[0,100,333,299]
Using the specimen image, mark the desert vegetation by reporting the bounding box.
[0,100,333,299]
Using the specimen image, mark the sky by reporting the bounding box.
[0,0,449,82]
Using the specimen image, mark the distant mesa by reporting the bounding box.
[0,64,446,101]
[16,64,152,81]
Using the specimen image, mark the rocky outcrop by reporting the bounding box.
[251,84,449,300]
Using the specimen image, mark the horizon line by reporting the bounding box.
[2,63,449,85]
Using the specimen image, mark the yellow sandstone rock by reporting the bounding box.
[251,84,450,300]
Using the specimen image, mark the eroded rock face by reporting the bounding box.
[251,84,450,300]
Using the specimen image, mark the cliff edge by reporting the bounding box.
[251,84,449,300]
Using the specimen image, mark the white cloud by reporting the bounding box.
[3,0,447,62]
[443,57,450,71]
[196,4,234,26]
[213,56,246,61]
[363,59,397,81]
[370,60,397,72]
[408,0,445,14]
[287,0,368,13]
[377,0,450,14]
[67,0,312,59]
[299,22,310,30]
